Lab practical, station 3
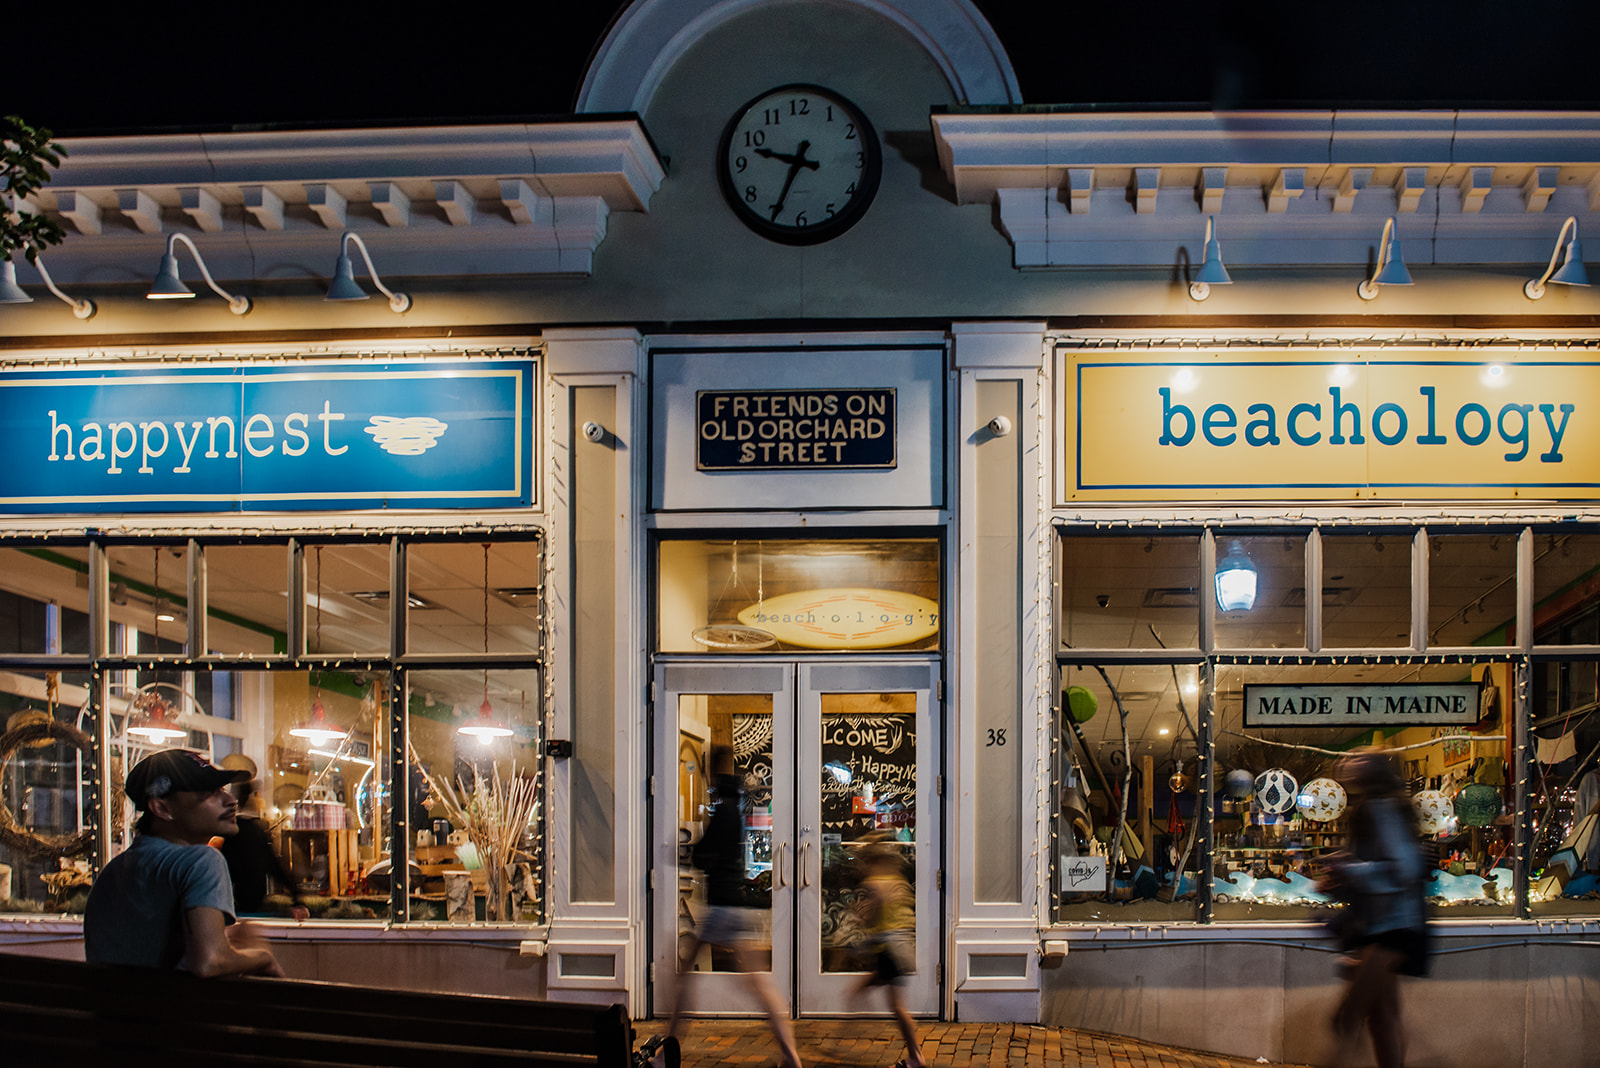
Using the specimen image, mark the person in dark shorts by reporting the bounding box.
[1317,749,1430,1068]
[851,833,925,1068]
[664,745,801,1068]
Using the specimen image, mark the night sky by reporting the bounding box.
[6,1,1598,136]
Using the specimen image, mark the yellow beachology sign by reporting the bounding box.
[1062,349,1600,500]
[738,587,939,649]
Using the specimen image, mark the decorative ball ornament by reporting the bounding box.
[1065,686,1098,723]
[1413,789,1455,835]
[1224,768,1255,798]
[1254,769,1299,815]
[1453,782,1501,828]
[1297,777,1348,823]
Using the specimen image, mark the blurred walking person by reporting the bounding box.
[1316,749,1430,1068]
[663,745,802,1068]
[851,832,926,1068]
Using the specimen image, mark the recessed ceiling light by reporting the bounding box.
[350,590,436,609]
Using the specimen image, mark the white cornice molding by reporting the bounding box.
[930,109,1600,269]
[21,122,665,284]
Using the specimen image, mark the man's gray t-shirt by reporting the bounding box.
[84,834,236,969]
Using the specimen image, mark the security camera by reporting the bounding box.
[1096,594,1110,608]
[581,421,605,443]
[987,415,1012,437]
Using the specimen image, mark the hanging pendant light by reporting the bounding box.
[293,554,348,747]
[459,694,514,744]
[126,687,187,742]
[290,699,346,746]
[1214,538,1258,613]
[460,542,513,744]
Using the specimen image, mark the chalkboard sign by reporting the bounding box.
[820,714,916,837]
[696,388,897,470]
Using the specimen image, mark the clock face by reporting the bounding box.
[716,84,882,245]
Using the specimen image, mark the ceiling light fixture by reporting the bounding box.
[1214,538,1258,613]
[326,231,411,312]
[125,687,187,743]
[459,542,512,744]
[1188,215,1233,301]
[146,233,251,314]
[1524,216,1589,299]
[290,699,346,746]
[1356,216,1413,301]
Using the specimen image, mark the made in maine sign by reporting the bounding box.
[1243,683,1480,727]
[696,388,896,470]
[0,358,535,513]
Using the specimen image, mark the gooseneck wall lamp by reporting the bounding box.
[0,254,96,318]
[326,231,411,312]
[1524,216,1589,299]
[1188,216,1233,301]
[1356,216,1413,301]
[147,233,251,314]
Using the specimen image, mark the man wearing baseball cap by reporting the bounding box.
[84,749,287,976]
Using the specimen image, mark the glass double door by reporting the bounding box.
[654,659,940,1017]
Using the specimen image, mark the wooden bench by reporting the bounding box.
[0,951,676,1067]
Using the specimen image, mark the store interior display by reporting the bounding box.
[0,537,543,922]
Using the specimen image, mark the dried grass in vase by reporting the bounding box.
[430,763,540,921]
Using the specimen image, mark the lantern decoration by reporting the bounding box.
[1453,782,1502,828]
[1254,768,1299,815]
[1297,777,1348,823]
[1224,768,1255,799]
[1413,789,1455,835]
[1065,686,1098,723]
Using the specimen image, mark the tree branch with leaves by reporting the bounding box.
[2,115,68,264]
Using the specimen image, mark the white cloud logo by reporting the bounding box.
[365,416,448,456]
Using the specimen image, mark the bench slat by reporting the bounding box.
[0,952,634,1068]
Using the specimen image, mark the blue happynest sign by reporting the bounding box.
[0,358,535,513]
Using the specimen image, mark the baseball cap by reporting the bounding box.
[124,749,250,809]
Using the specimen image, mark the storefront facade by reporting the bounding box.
[1,2,1596,1064]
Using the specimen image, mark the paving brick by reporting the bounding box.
[634,1019,1314,1068]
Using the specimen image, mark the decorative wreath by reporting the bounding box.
[0,716,100,859]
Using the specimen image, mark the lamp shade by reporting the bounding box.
[126,691,186,742]
[1214,539,1257,612]
[325,251,370,301]
[147,252,195,299]
[457,696,514,742]
[1195,218,1232,286]
[1372,230,1414,286]
[0,260,34,304]
[289,701,345,746]
[1549,234,1591,287]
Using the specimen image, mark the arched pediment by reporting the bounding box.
[577,0,1021,114]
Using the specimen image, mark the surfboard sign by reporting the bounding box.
[737,587,939,650]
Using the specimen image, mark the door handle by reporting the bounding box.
[799,841,811,889]
[775,842,788,888]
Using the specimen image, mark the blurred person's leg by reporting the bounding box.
[732,942,802,1068]
[1365,953,1405,1068]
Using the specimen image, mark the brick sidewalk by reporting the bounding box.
[634,1018,1312,1067]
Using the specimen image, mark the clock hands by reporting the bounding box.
[755,140,820,223]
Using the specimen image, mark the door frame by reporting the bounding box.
[650,656,943,1018]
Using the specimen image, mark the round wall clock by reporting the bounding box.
[716,83,882,245]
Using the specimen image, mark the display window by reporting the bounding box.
[658,538,940,654]
[1052,661,1202,922]
[0,533,545,926]
[1052,523,1600,922]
